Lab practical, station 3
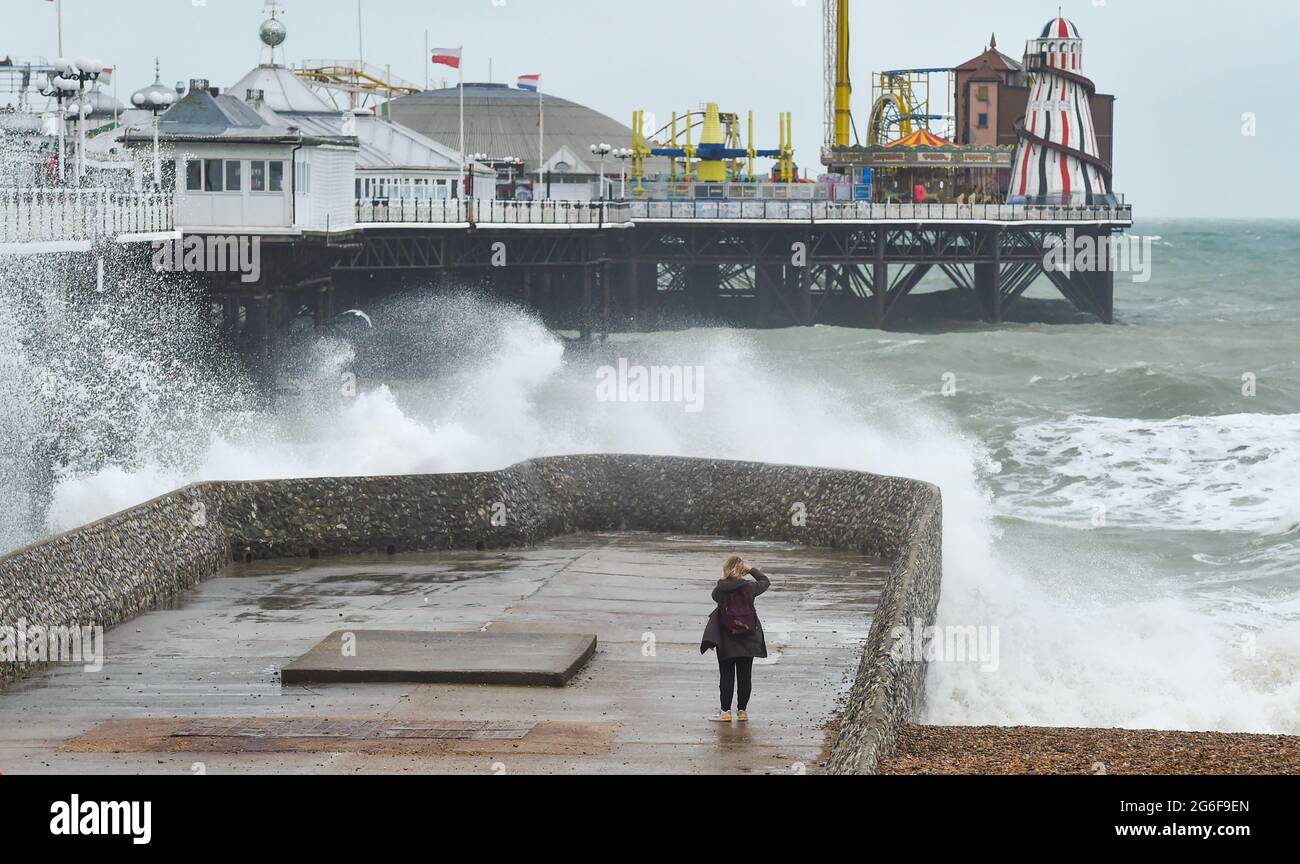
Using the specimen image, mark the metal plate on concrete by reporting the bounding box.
[280,630,598,687]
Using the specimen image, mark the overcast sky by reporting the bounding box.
[4,0,1296,219]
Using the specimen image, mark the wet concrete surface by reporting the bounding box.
[0,533,887,775]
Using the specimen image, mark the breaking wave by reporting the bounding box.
[1,253,1296,735]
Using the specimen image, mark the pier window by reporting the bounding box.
[225,160,242,192]
[185,160,202,191]
[268,161,284,192]
[251,161,266,192]
[203,159,223,192]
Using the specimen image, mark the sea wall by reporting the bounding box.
[0,485,230,691]
[0,455,943,773]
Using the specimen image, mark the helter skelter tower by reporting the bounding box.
[1008,16,1112,205]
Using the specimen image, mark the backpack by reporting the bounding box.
[722,586,759,636]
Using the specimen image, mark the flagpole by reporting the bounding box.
[55,0,65,184]
[538,85,544,200]
[458,48,465,196]
[424,31,429,91]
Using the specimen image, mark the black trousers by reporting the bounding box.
[718,656,754,711]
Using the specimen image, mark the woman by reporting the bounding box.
[700,556,770,723]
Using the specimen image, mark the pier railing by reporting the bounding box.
[627,200,1133,224]
[356,199,632,226]
[0,188,174,245]
[355,197,1129,227]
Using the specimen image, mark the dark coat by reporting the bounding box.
[700,569,770,660]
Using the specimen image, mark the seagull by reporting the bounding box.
[338,309,373,328]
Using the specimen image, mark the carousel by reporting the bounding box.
[834,128,1014,204]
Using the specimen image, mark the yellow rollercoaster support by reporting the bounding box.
[778,112,795,182]
[746,111,755,181]
[631,110,650,194]
[834,0,852,149]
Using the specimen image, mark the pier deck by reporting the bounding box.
[0,534,887,776]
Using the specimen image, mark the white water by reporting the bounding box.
[1001,412,1300,534]
[17,289,1294,736]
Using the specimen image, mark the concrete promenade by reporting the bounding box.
[0,533,887,775]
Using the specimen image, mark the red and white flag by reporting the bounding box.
[431,47,462,69]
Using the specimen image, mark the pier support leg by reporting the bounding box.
[1096,260,1115,324]
[251,293,272,386]
[872,230,887,328]
[601,261,611,339]
[755,263,777,328]
[1045,259,1115,324]
[580,265,594,343]
[974,262,1002,323]
[973,229,1004,323]
[800,260,814,327]
[313,282,334,335]
[539,269,553,325]
[686,262,720,323]
[624,260,640,330]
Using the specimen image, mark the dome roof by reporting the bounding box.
[131,65,177,112]
[229,64,334,114]
[388,83,660,174]
[1040,17,1081,39]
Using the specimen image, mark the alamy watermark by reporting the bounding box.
[890,622,1000,672]
[0,619,105,673]
[1043,228,1154,284]
[596,358,705,414]
[152,234,261,283]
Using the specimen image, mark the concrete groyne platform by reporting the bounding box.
[6,536,887,774]
[0,456,944,775]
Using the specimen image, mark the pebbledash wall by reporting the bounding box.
[0,455,942,774]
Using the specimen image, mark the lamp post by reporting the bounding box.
[612,147,633,200]
[66,56,105,184]
[130,60,177,188]
[469,152,490,200]
[504,156,524,200]
[589,142,612,200]
[36,62,79,183]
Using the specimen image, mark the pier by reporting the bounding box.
[0,2,1138,383]
[1,190,1133,378]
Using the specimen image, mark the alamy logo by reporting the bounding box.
[0,619,104,672]
[889,622,1000,672]
[595,358,705,414]
[152,235,261,283]
[50,795,152,845]
[1043,229,1154,284]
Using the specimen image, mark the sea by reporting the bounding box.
[0,218,1296,734]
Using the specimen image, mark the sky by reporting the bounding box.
[3,0,1297,219]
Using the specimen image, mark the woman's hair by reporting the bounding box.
[723,556,745,581]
